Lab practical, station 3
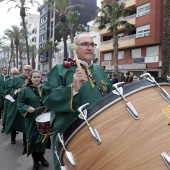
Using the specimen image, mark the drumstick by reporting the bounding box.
[69,44,86,84]
[34,106,45,110]
[69,44,81,68]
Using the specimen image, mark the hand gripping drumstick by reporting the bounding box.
[69,44,85,83]
[69,44,81,68]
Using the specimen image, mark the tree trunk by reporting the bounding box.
[20,7,30,65]
[16,45,19,68]
[162,0,170,77]
[32,55,36,69]
[8,40,14,75]
[63,24,68,61]
[48,50,52,71]
[113,29,119,76]
[70,26,75,43]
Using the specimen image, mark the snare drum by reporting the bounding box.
[35,112,52,135]
[58,79,170,170]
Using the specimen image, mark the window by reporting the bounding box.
[137,3,150,17]
[136,24,150,38]
[146,46,159,57]
[104,53,112,60]
[131,48,141,58]
[118,51,124,59]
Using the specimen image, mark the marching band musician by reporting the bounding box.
[5,65,32,145]
[41,34,113,170]
[2,68,19,143]
[0,67,10,132]
[17,70,50,170]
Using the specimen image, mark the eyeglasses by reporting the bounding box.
[76,42,97,48]
[24,69,31,72]
[13,73,19,75]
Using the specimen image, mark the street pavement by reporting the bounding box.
[0,121,54,170]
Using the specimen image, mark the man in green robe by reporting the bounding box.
[0,67,10,133]
[5,65,32,144]
[42,34,113,170]
[3,68,19,143]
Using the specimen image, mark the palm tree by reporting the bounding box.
[162,0,170,78]
[29,45,37,69]
[38,40,60,71]
[2,30,15,74]
[5,26,24,68]
[0,0,41,65]
[76,24,86,35]
[67,11,80,43]
[43,0,83,60]
[94,1,135,75]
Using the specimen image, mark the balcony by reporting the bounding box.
[99,14,136,35]
[99,34,136,52]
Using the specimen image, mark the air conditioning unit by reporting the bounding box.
[101,61,110,66]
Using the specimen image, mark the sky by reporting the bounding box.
[0,0,100,37]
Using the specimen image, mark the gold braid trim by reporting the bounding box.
[85,67,95,88]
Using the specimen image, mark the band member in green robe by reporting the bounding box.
[5,65,32,145]
[42,34,113,170]
[2,68,19,140]
[0,67,10,133]
[18,70,50,170]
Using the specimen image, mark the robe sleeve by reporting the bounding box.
[42,65,79,112]
[17,88,32,117]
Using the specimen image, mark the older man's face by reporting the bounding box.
[23,65,32,77]
[76,35,95,64]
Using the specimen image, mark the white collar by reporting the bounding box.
[79,60,93,68]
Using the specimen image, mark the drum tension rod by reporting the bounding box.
[113,82,140,120]
[161,152,170,169]
[57,133,75,166]
[140,73,170,103]
[54,147,67,170]
[78,103,102,145]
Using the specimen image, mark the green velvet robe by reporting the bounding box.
[0,74,10,109]
[17,85,49,156]
[5,74,27,134]
[41,62,113,170]
[2,78,13,124]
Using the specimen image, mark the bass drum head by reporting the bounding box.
[61,83,170,170]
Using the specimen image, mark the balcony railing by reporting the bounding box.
[101,34,136,45]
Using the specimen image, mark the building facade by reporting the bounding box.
[99,0,163,78]
[39,0,98,72]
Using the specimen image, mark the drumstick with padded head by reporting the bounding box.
[69,44,81,68]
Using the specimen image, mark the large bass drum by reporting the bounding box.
[58,79,170,170]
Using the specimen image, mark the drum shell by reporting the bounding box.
[35,112,52,135]
[60,83,170,170]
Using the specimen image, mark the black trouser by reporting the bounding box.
[23,133,26,145]
[11,131,16,141]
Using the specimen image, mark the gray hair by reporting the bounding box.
[74,33,92,44]
[11,68,19,73]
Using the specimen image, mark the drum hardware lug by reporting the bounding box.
[140,73,170,103]
[78,103,102,145]
[78,109,87,119]
[58,133,75,166]
[54,147,67,170]
[126,102,140,120]
[113,83,140,120]
[161,152,170,169]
